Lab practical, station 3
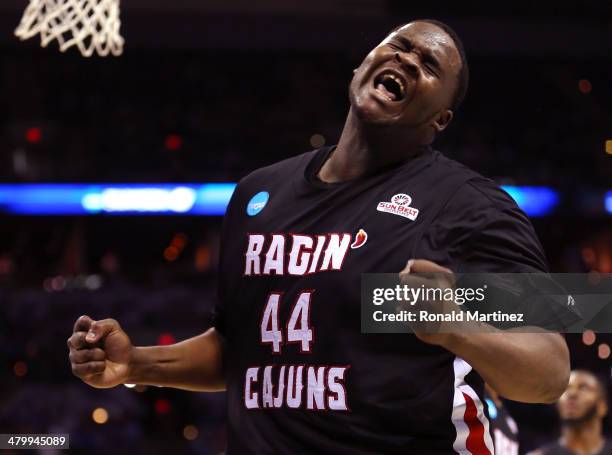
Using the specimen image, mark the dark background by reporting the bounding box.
[0,1,610,453]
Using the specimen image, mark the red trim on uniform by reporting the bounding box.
[462,392,492,455]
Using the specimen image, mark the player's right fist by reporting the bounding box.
[67,315,134,389]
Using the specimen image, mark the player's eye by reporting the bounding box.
[389,40,410,51]
[425,64,437,76]
[422,60,439,78]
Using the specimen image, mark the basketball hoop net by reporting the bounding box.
[15,0,124,57]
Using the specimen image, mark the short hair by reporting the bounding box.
[387,19,469,112]
[573,369,609,404]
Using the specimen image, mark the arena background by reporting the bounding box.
[0,1,610,453]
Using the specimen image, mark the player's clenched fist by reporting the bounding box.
[398,259,458,347]
[67,315,133,389]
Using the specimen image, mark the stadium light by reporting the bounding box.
[0,184,584,217]
[0,183,236,215]
[500,186,560,217]
[605,191,612,214]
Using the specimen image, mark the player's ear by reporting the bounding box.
[597,398,608,418]
[432,109,453,133]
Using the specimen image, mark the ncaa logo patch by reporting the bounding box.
[377,193,419,221]
[247,191,269,216]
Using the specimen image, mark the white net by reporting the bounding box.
[14,0,124,57]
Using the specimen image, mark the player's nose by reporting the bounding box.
[394,52,419,80]
[564,386,579,399]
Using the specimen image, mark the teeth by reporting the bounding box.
[381,73,405,95]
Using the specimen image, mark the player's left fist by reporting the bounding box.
[398,259,458,347]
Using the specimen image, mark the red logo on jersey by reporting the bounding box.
[350,229,367,249]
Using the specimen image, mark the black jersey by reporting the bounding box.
[215,145,548,454]
[485,395,519,455]
[536,439,612,455]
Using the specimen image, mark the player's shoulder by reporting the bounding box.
[236,149,317,191]
[432,150,521,215]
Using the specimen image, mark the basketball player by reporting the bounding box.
[529,370,611,455]
[68,19,570,453]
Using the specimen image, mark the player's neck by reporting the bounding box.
[318,107,427,183]
[561,419,604,455]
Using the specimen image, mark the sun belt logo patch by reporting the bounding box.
[377,193,419,221]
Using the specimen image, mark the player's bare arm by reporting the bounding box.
[401,259,570,404]
[441,329,569,404]
[127,328,225,391]
[68,315,225,391]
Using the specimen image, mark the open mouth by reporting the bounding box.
[373,70,407,102]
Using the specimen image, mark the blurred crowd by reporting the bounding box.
[0,49,610,186]
[1,285,226,454]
